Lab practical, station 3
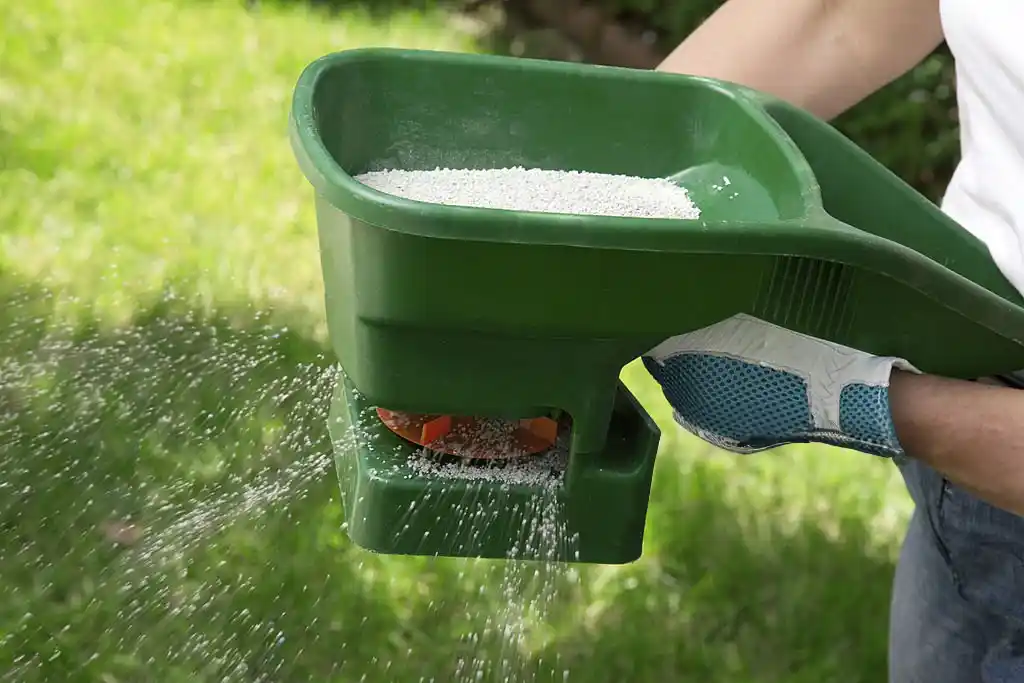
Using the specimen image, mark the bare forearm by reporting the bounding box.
[657,0,944,120]
[889,371,1024,515]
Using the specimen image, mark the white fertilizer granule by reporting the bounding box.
[355,166,701,219]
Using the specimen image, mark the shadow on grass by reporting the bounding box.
[539,448,898,683]
[0,270,897,683]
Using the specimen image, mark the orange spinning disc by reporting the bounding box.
[375,408,558,460]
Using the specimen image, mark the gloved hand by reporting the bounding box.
[641,313,920,457]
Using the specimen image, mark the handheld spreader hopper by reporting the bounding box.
[289,48,1024,565]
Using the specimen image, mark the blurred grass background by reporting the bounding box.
[0,0,924,680]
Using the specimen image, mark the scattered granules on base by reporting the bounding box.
[405,444,568,489]
[354,166,701,220]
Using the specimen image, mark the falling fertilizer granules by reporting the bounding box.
[344,403,576,682]
[355,166,701,219]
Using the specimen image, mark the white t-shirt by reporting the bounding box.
[940,0,1024,298]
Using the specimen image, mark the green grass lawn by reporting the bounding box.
[0,0,915,680]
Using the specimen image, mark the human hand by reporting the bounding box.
[641,314,920,457]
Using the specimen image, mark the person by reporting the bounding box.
[641,1,1024,681]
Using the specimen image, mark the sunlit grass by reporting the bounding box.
[0,0,479,330]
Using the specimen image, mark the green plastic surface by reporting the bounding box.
[327,372,660,563]
[290,47,1024,564]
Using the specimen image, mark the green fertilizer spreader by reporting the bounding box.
[289,47,1024,565]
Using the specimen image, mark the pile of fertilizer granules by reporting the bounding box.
[354,166,701,219]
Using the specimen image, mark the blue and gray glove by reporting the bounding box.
[642,313,920,457]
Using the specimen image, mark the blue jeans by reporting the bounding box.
[890,456,1024,682]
